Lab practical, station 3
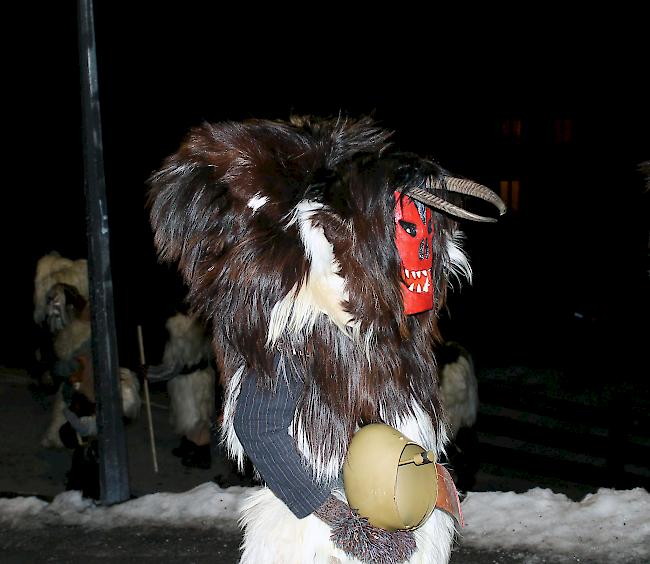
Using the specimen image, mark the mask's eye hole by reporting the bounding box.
[427,218,433,234]
[399,220,417,237]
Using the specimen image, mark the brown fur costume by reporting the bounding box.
[148,115,503,563]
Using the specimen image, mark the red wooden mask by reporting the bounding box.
[394,192,434,315]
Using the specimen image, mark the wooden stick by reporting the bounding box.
[137,325,159,473]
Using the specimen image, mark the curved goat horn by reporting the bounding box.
[402,177,507,222]
[407,187,500,223]
[439,177,508,216]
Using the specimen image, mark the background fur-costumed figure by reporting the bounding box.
[31,252,90,392]
[148,115,505,563]
[147,311,259,482]
[148,312,216,469]
[34,253,141,450]
[437,341,480,494]
[34,252,91,449]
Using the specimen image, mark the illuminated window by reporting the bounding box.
[554,118,573,144]
[499,180,520,212]
[500,118,522,143]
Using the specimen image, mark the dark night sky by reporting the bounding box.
[4,5,648,376]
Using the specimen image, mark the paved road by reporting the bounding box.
[1,524,582,564]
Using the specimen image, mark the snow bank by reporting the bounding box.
[1,483,649,561]
[461,487,650,562]
[0,482,257,530]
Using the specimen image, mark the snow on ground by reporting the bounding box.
[1,483,648,562]
[462,487,650,562]
[0,483,250,530]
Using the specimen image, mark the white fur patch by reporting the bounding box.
[267,200,353,346]
[119,368,142,421]
[380,397,448,457]
[167,368,214,436]
[445,230,472,288]
[440,355,478,439]
[350,320,376,366]
[163,313,212,368]
[291,416,343,484]
[221,366,246,471]
[247,193,269,213]
[239,486,456,564]
[41,385,66,449]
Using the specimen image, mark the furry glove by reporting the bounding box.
[314,495,416,563]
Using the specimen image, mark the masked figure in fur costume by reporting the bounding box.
[147,312,216,469]
[34,253,141,451]
[148,115,505,563]
[32,252,89,395]
[438,341,480,494]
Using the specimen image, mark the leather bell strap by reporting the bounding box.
[435,463,464,528]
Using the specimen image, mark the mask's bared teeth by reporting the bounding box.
[416,271,422,278]
[423,279,430,292]
[405,269,410,279]
[408,283,415,292]
[423,270,428,277]
[416,284,422,293]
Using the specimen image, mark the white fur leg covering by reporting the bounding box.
[167,368,214,436]
[41,385,66,449]
[119,368,142,421]
[238,487,456,564]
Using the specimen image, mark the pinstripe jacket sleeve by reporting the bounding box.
[233,359,331,519]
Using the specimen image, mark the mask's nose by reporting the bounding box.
[419,238,430,260]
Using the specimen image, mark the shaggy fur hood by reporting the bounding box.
[33,253,88,325]
[148,116,477,478]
